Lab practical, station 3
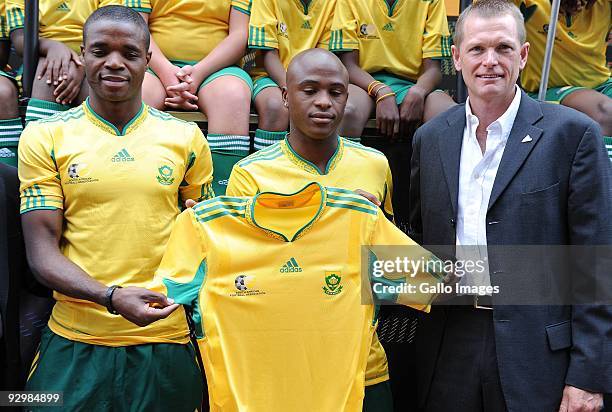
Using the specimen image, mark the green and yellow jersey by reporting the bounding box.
[18,99,214,346]
[329,0,452,81]
[125,0,252,63]
[153,182,440,412]
[6,0,120,53]
[227,137,394,385]
[248,0,335,79]
[515,0,611,92]
[0,1,9,40]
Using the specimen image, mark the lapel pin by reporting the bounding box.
[521,135,533,143]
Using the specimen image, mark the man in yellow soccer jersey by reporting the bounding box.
[124,0,253,195]
[0,1,22,167]
[330,0,456,141]
[7,0,121,123]
[227,48,394,411]
[18,6,213,410]
[514,0,611,138]
[247,0,336,150]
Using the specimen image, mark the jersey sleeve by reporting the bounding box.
[422,0,452,59]
[225,164,259,197]
[368,210,445,312]
[123,0,151,14]
[152,209,208,338]
[317,6,335,50]
[248,0,278,50]
[6,0,24,33]
[18,123,64,214]
[232,0,252,15]
[329,0,359,52]
[179,124,215,203]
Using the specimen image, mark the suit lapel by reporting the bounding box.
[438,105,465,216]
[488,93,544,211]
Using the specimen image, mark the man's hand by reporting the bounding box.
[399,86,426,138]
[558,385,603,412]
[39,39,82,86]
[111,286,179,327]
[184,199,197,209]
[375,88,400,138]
[53,60,85,105]
[159,65,199,110]
[354,189,381,207]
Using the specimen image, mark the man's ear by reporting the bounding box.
[519,42,530,70]
[451,45,461,72]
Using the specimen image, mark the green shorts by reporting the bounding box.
[0,145,17,167]
[252,76,279,101]
[148,61,253,93]
[26,328,203,411]
[363,380,394,412]
[604,136,612,161]
[0,67,22,96]
[527,77,612,103]
[371,72,417,105]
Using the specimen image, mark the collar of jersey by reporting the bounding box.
[281,136,343,175]
[245,182,327,242]
[378,0,404,17]
[83,98,148,136]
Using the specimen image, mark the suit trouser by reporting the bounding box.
[424,307,507,412]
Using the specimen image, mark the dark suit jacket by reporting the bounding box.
[409,92,612,411]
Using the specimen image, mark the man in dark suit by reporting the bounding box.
[409,0,612,411]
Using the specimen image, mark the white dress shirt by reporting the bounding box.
[456,86,521,290]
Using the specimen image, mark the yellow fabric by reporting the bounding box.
[153,183,437,412]
[18,101,214,346]
[248,0,335,78]
[329,0,452,80]
[515,0,611,92]
[127,0,251,63]
[0,1,8,40]
[227,137,394,385]
[6,0,120,53]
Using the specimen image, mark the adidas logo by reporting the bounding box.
[382,22,394,32]
[0,147,15,158]
[56,2,70,11]
[280,258,303,273]
[111,148,135,162]
[301,20,312,29]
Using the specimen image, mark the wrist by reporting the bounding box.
[410,85,428,98]
[105,285,123,315]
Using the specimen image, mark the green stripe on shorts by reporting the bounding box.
[252,76,278,101]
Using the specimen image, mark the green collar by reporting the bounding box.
[83,98,147,136]
[282,136,343,175]
[245,182,327,242]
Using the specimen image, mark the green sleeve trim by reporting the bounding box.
[128,7,151,13]
[20,206,61,214]
[249,45,275,50]
[232,6,251,15]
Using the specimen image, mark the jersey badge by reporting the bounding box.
[323,272,343,295]
[156,165,175,185]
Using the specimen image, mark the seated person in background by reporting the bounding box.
[227,48,396,412]
[248,0,336,150]
[514,0,611,138]
[126,0,253,195]
[0,2,21,167]
[330,0,456,142]
[7,0,120,123]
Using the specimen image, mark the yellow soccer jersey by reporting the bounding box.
[152,183,441,412]
[515,0,611,92]
[125,0,252,63]
[1,2,8,40]
[227,137,393,385]
[329,0,452,81]
[18,99,214,346]
[248,0,335,74]
[6,0,120,53]
[227,137,393,217]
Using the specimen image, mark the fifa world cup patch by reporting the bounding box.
[230,275,266,297]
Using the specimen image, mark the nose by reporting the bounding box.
[482,49,498,67]
[314,91,332,109]
[104,51,125,70]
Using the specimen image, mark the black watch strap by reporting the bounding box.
[105,285,123,315]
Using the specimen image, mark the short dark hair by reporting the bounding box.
[83,5,150,49]
[454,0,526,47]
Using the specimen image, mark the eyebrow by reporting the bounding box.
[298,79,346,88]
